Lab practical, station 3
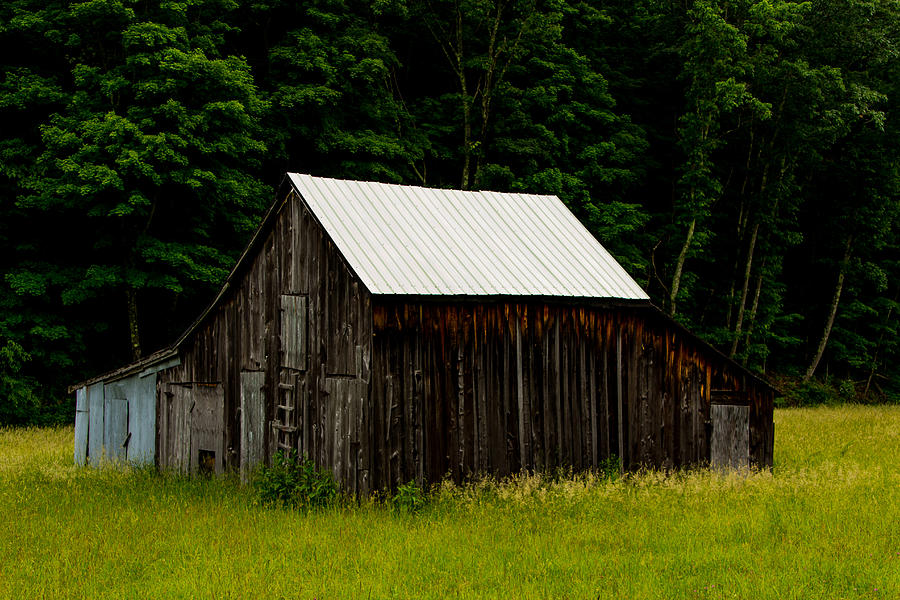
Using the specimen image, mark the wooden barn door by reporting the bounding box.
[161,383,225,475]
[710,394,750,469]
[240,371,265,481]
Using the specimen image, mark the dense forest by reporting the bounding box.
[1,0,898,424]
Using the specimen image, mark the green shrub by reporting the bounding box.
[780,378,845,407]
[253,450,337,510]
[390,480,427,515]
[597,455,621,480]
[0,341,41,426]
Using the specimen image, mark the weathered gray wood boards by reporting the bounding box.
[158,383,225,474]
[156,192,372,483]
[240,371,265,480]
[155,178,773,491]
[72,359,175,465]
[711,404,750,469]
[74,176,775,491]
[74,387,88,465]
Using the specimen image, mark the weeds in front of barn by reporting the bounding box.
[1,405,898,599]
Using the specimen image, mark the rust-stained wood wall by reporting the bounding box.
[153,189,774,494]
[368,302,774,491]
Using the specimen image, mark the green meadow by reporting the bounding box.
[1,406,898,599]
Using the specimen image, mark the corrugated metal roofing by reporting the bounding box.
[288,173,649,300]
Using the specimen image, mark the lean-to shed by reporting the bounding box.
[72,174,775,493]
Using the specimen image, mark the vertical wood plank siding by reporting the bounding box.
[153,188,773,494]
[157,192,374,493]
[370,302,774,490]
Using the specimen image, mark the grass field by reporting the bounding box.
[1,406,898,599]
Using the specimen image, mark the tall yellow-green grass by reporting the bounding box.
[1,405,898,599]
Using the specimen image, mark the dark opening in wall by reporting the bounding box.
[199,449,216,475]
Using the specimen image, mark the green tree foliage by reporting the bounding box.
[1,0,899,421]
[1,0,268,418]
[242,0,423,182]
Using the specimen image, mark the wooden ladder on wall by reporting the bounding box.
[272,379,299,453]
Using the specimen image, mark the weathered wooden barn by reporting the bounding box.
[72,174,775,493]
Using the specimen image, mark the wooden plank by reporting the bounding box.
[424,315,438,482]
[457,346,466,481]
[541,314,552,469]
[354,378,369,496]
[639,340,651,466]
[616,329,624,472]
[103,386,129,462]
[578,336,588,470]
[120,372,156,465]
[240,371,265,481]
[561,319,571,466]
[73,387,89,466]
[476,327,487,473]
[157,379,169,470]
[402,337,414,483]
[177,385,190,473]
[324,377,341,484]
[347,376,357,496]
[516,314,534,471]
[526,310,547,472]
[515,319,527,471]
[589,345,598,468]
[371,342,385,490]
[703,365,712,462]
[387,373,401,488]
[630,329,641,467]
[326,268,355,376]
[601,333,610,459]
[552,318,562,468]
[414,353,424,486]
[299,376,310,459]
[87,382,104,465]
[710,404,750,470]
[172,385,189,472]
[487,321,503,475]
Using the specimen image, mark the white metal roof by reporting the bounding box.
[288,173,649,300]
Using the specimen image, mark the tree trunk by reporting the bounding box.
[669,218,696,317]
[863,289,899,398]
[742,256,767,363]
[727,127,756,329]
[126,287,142,362]
[454,6,472,191]
[729,221,759,357]
[803,237,852,382]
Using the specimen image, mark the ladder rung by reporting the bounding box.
[278,383,295,390]
[277,404,295,412]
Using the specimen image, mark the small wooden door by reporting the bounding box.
[190,383,225,475]
[161,383,225,474]
[710,404,750,469]
[104,396,129,461]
